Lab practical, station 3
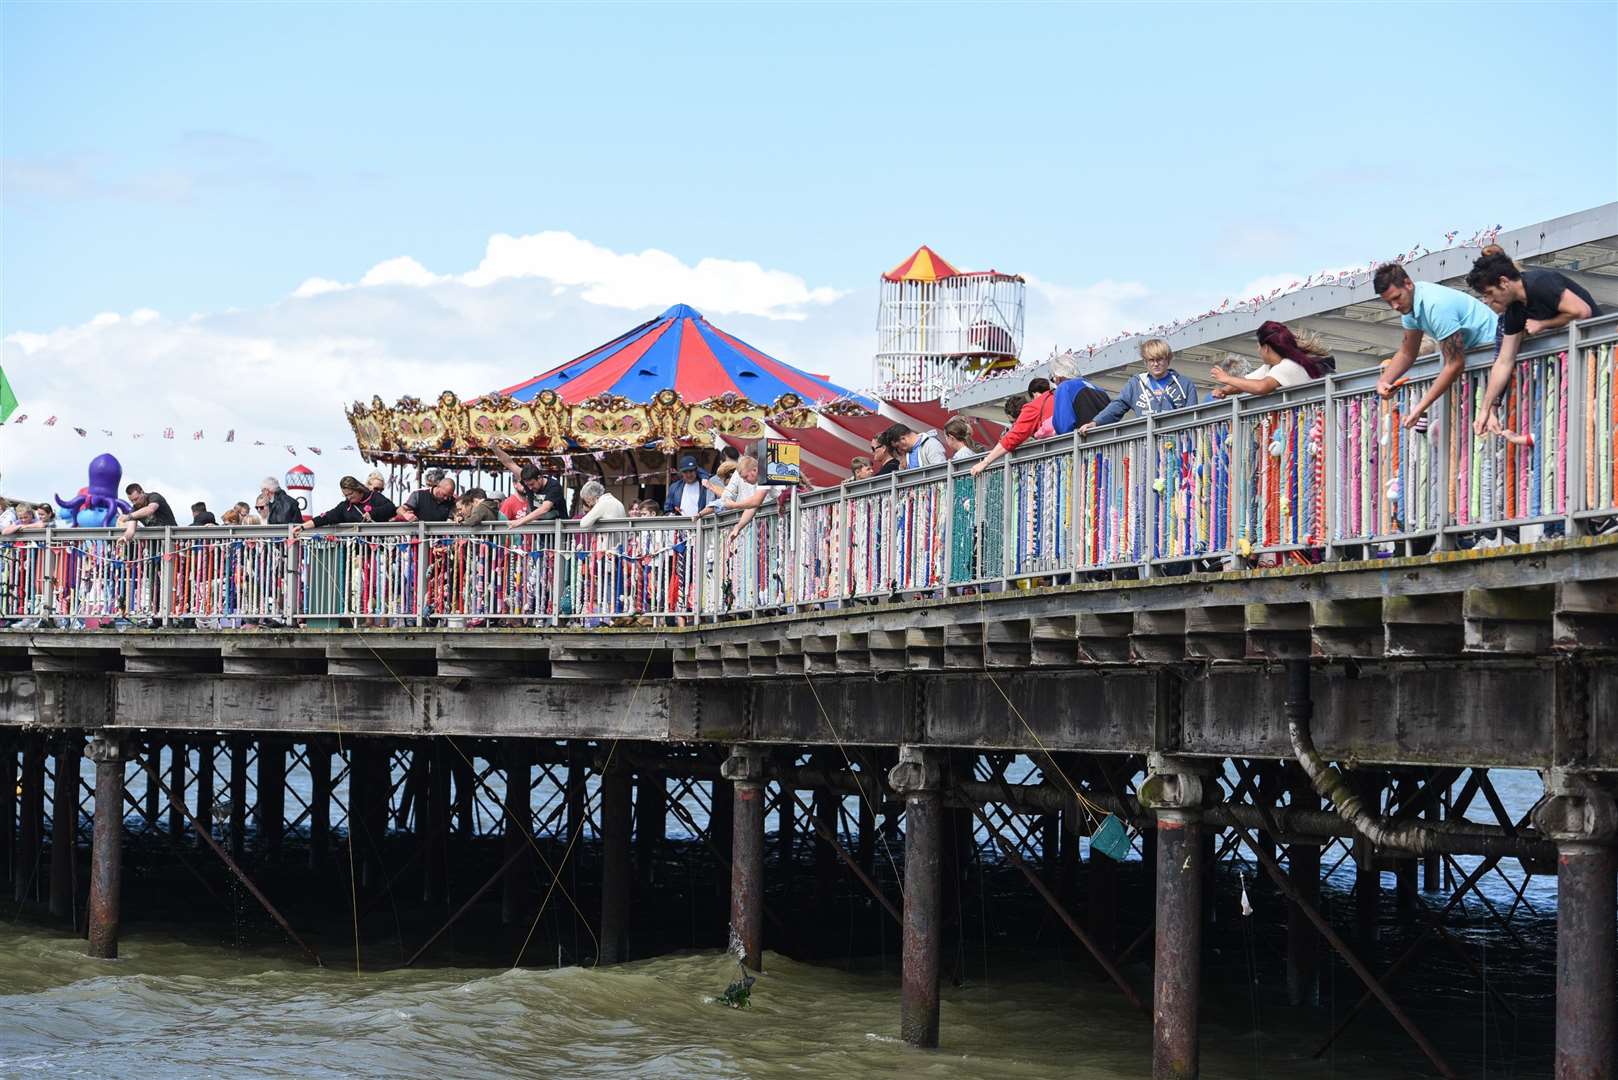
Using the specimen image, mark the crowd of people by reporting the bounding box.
[2,249,1600,551]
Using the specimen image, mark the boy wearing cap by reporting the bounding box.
[663,452,716,517]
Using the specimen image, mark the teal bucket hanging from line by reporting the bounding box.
[1090,813,1131,862]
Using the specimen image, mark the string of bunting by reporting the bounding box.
[6,412,353,457]
[941,223,1505,401]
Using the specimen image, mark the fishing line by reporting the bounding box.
[351,633,625,968]
[800,672,906,903]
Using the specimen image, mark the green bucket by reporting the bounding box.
[1090,813,1131,862]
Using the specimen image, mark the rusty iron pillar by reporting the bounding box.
[722,745,768,971]
[16,733,44,905]
[50,732,82,921]
[1140,755,1214,1080]
[890,745,947,1049]
[1286,767,1322,1007]
[1534,771,1617,1080]
[308,740,331,872]
[598,758,633,965]
[86,736,125,959]
[502,739,532,926]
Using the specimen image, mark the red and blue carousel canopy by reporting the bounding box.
[494,303,870,409]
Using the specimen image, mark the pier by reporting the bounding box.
[4,317,1618,1078]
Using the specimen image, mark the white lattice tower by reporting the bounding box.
[873,245,1024,402]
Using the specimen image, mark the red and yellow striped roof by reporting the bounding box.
[882,245,961,283]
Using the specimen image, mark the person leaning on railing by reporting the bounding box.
[1464,251,1601,438]
[1208,321,1332,399]
[1373,262,1498,429]
[969,378,1051,478]
[119,483,178,541]
[1077,338,1197,435]
[490,445,566,528]
[577,480,628,529]
[296,475,397,532]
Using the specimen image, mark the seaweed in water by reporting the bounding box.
[719,926,755,1009]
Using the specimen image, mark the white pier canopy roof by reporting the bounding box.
[945,202,1618,413]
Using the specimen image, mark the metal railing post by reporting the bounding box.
[283,527,298,623]
[1322,375,1338,560]
[549,519,563,627]
[941,459,954,589]
[1142,412,1157,579]
[1228,397,1243,567]
[1434,379,1454,551]
[159,527,174,625]
[837,484,850,602]
[415,522,427,626]
[1565,320,1585,536]
[999,453,1012,589]
[1068,428,1082,580]
[691,516,706,623]
[789,486,801,606]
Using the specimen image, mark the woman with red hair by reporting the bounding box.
[1209,321,1334,398]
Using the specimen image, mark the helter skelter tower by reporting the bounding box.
[874,245,1025,402]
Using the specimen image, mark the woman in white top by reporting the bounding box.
[577,480,628,528]
[1209,321,1332,398]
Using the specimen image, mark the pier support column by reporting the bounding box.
[598,760,632,965]
[16,733,44,904]
[452,751,474,841]
[1533,772,1616,1080]
[711,776,734,917]
[143,740,160,827]
[1286,769,1321,1007]
[424,742,449,904]
[229,739,247,860]
[502,740,531,926]
[1,737,16,889]
[1353,774,1382,948]
[889,746,947,1049]
[194,740,214,847]
[50,732,82,920]
[86,736,125,959]
[258,738,284,855]
[565,743,587,842]
[308,740,331,872]
[722,746,768,971]
[1141,756,1213,1080]
[635,763,664,892]
[167,739,186,840]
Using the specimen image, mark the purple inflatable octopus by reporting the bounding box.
[55,453,132,528]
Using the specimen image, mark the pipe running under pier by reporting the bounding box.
[722,747,766,972]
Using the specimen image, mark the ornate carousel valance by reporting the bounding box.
[346,301,871,469]
[345,386,820,466]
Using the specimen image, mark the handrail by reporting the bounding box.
[3,317,1615,627]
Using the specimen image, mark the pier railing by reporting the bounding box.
[2,317,1614,626]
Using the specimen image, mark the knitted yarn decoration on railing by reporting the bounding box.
[1590,342,1616,513]
[949,470,1005,585]
[1333,382,1440,543]
[1240,403,1327,552]
[1451,352,1568,527]
[1154,420,1230,560]
[170,536,293,620]
[894,481,946,592]
[846,489,893,598]
[719,509,789,613]
[1074,435,1147,568]
[796,499,842,602]
[1009,453,1070,576]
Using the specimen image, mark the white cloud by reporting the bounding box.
[2,230,1161,508]
[359,256,442,289]
[293,230,846,321]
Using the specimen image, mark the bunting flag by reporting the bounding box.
[162,427,175,439]
[74,427,87,437]
[2,410,351,458]
[0,365,17,425]
[44,416,58,426]
[226,430,235,443]
[192,430,204,440]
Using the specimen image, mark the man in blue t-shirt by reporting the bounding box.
[1373,262,1498,428]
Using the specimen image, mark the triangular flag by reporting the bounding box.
[225,430,235,443]
[0,366,17,425]
[74,427,87,437]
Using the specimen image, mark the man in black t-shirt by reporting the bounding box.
[490,447,565,526]
[1466,252,1601,436]
[399,469,457,523]
[120,482,178,540]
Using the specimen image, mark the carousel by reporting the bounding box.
[346,303,875,497]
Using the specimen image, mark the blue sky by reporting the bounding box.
[2,1,1614,507]
[7,1,1614,332]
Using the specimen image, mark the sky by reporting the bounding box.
[3,1,1615,509]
